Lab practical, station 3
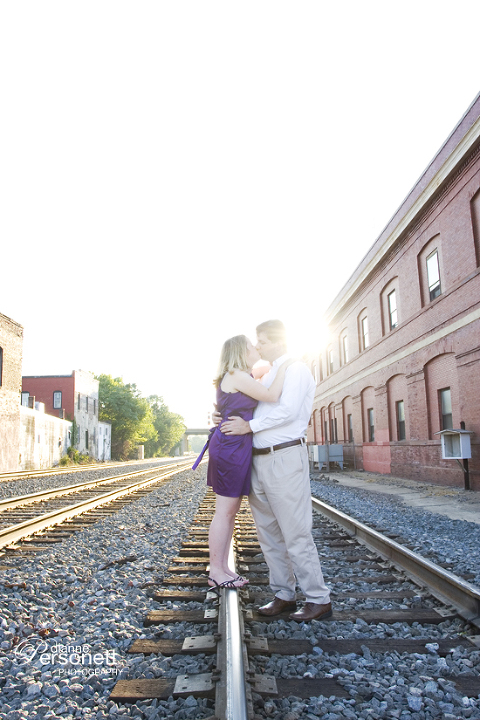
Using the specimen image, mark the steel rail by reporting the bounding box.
[0,464,115,481]
[0,456,190,482]
[215,543,250,720]
[0,461,190,511]
[312,496,480,628]
[0,465,191,550]
[225,587,249,720]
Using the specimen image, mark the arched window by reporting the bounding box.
[342,395,354,443]
[427,250,441,300]
[339,329,349,365]
[418,235,443,307]
[357,309,369,351]
[470,188,480,267]
[387,374,408,441]
[361,386,375,442]
[326,345,334,375]
[380,278,400,335]
[424,354,458,439]
[328,403,337,444]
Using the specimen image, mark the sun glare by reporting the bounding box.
[287,316,330,360]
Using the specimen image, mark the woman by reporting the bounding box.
[200,334,292,593]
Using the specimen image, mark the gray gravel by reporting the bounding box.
[310,474,480,586]
[0,465,214,720]
[1,465,479,719]
[244,474,480,720]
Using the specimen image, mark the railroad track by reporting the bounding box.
[109,484,480,719]
[0,456,190,484]
[0,459,192,556]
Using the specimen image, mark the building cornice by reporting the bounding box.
[0,312,23,331]
[325,112,480,325]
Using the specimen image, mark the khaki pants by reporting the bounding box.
[249,443,330,604]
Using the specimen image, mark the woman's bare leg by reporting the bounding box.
[208,494,244,586]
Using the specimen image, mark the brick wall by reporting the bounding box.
[309,96,480,489]
[22,375,75,419]
[0,312,23,472]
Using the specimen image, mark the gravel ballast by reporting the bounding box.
[0,466,213,720]
[245,473,480,719]
[1,465,479,719]
[310,474,480,586]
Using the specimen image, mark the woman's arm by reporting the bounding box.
[230,359,294,402]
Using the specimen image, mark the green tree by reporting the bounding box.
[97,375,156,460]
[144,395,186,457]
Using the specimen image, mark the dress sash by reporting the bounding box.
[191,427,216,470]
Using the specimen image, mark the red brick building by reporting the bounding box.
[21,374,77,419]
[22,370,104,458]
[308,93,480,490]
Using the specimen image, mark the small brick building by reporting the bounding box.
[308,93,480,490]
[22,370,110,460]
[0,312,23,472]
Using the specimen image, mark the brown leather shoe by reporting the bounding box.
[289,601,332,622]
[257,597,297,616]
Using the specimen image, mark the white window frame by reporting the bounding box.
[388,290,398,329]
[361,316,369,350]
[427,250,441,301]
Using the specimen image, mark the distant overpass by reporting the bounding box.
[178,427,211,454]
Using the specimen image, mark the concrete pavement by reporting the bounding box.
[324,470,480,525]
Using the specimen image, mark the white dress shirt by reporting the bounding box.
[249,354,315,449]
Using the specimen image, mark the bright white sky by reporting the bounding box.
[1,2,479,428]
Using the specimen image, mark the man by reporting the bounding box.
[220,319,331,622]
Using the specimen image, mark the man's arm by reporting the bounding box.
[213,405,252,435]
[221,363,313,436]
[220,416,251,435]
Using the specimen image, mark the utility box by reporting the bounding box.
[436,429,473,460]
[308,444,344,470]
[308,445,319,463]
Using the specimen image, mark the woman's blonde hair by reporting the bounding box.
[214,335,250,388]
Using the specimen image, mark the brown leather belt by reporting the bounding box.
[252,438,304,456]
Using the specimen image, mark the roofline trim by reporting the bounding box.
[325,113,480,324]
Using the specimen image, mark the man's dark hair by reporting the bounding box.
[256,319,287,345]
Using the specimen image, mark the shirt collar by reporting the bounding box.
[272,353,290,368]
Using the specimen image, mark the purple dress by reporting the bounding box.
[192,387,258,497]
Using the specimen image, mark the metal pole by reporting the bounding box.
[460,422,471,490]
